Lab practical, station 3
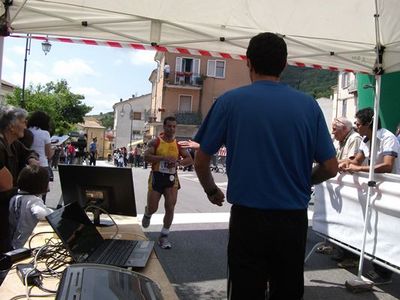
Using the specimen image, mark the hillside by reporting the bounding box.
[281,66,338,98]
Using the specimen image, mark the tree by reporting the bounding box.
[6,80,92,135]
[98,112,114,130]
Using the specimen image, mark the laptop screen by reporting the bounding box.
[46,202,104,262]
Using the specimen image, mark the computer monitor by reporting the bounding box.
[58,164,137,226]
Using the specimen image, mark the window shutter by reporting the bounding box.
[176,57,182,72]
[207,60,216,77]
[215,60,226,78]
[193,59,200,76]
[179,95,192,112]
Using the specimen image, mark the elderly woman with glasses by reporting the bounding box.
[0,105,39,253]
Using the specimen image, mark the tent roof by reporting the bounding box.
[6,0,400,74]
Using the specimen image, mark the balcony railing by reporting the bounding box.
[165,71,205,87]
[174,111,202,125]
[147,110,203,125]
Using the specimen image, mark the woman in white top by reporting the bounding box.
[27,111,54,168]
[27,111,54,202]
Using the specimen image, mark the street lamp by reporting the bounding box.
[21,35,52,108]
[120,101,134,150]
[41,38,52,55]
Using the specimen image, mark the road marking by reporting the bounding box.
[137,210,314,225]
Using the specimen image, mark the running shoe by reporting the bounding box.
[158,235,172,249]
[141,207,151,228]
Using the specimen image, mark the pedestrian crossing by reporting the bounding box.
[178,172,228,190]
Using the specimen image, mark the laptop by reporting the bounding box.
[46,201,154,268]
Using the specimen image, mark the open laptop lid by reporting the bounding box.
[46,201,104,263]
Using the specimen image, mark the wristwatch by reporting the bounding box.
[205,186,219,197]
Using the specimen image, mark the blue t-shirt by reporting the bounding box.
[89,141,97,153]
[195,80,335,210]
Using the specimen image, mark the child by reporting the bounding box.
[9,165,53,249]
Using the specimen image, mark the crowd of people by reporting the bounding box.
[1,31,400,299]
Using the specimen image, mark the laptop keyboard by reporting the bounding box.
[95,240,138,266]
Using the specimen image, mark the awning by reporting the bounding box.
[128,139,144,147]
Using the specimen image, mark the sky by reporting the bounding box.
[1,36,157,115]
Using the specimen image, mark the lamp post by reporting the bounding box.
[120,101,134,150]
[21,35,52,108]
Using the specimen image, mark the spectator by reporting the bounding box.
[339,107,400,284]
[89,137,98,166]
[0,106,39,253]
[51,145,61,170]
[27,111,54,203]
[193,32,337,299]
[316,117,363,267]
[396,123,400,144]
[164,62,170,80]
[9,165,53,249]
[66,142,76,164]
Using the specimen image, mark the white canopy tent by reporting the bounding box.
[2,0,400,283]
[1,0,400,74]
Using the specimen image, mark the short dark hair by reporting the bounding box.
[17,165,49,195]
[163,116,176,125]
[27,111,51,131]
[355,107,381,130]
[246,32,287,77]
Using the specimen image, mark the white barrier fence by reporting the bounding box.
[313,172,400,270]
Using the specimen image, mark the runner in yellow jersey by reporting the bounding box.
[142,116,193,249]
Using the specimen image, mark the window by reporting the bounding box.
[207,60,226,78]
[178,95,192,112]
[341,72,350,89]
[175,57,200,84]
[133,112,141,120]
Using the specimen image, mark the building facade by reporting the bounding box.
[113,94,151,149]
[1,80,17,104]
[145,52,250,141]
[76,117,107,159]
[332,71,358,123]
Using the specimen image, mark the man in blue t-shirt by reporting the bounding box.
[89,137,97,166]
[194,32,338,300]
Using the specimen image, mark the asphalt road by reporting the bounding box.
[46,161,400,300]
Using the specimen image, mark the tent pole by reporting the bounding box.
[356,75,381,280]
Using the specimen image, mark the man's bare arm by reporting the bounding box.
[345,155,395,173]
[143,139,163,163]
[195,149,225,206]
[311,156,338,185]
[178,147,194,167]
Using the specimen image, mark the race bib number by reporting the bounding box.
[159,160,175,174]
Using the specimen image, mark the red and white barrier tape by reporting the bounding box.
[10,34,358,73]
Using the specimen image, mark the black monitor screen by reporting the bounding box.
[58,165,137,225]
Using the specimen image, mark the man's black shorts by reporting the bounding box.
[148,171,179,194]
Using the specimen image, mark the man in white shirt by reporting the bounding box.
[340,108,400,174]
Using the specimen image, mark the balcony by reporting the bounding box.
[164,72,206,87]
[146,111,202,126]
[174,111,202,125]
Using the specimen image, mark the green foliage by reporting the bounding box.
[97,112,114,129]
[6,80,92,135]
[281,66,338,99]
